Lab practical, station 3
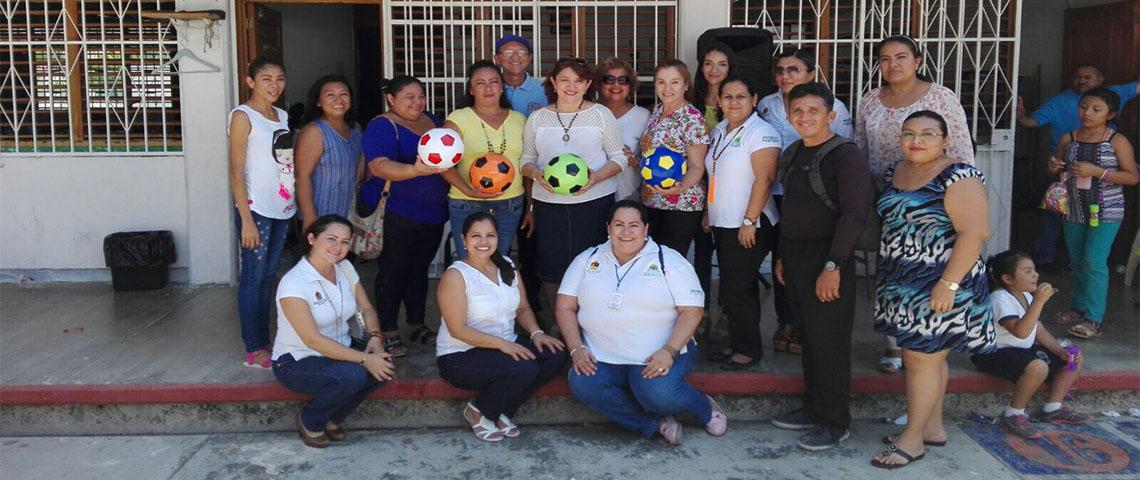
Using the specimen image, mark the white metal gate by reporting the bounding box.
[382,0,678,115]
[730,0,1021,146]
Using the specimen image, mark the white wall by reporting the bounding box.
[677,0,729,65]
[275,4,358,108]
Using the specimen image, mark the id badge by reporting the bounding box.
[607,292,624,311]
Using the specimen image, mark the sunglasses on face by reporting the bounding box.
[774,65,803,75]
[602,75,631,85]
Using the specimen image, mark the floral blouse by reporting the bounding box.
[855,83,974,185]
[639,103,710,211]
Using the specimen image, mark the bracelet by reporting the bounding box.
[661,345,680,360]
[368,330,383,339]
[530,329,545,340]
[569,345,590,357]
[1100,169,1110,181]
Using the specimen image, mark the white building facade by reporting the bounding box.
[1,0,1022,285]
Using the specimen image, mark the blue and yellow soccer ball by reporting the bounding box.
[544,153,590,195]
[640,147,687,188]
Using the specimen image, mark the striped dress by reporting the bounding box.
[1063,131,1125,225]
[311,120,362,218]
[874,163,995,354]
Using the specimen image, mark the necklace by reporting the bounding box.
[480,121,508,155]
[709,119,748,175]
[555,100,585,143]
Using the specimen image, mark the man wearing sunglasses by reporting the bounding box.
[495,34,548,116]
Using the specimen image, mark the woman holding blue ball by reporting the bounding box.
[704,76,782,370]
[638,59,710,255]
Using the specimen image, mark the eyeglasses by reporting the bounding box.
[498,49,530,58]
[602,75,631,85]
[773,65,803,75]
[900,131,944,142]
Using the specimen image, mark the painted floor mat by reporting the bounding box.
[960,419,1140,477]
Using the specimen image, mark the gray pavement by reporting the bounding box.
[1,419,1038,480]
[2,261,1137,386]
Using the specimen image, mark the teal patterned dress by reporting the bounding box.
[874,163,996,354]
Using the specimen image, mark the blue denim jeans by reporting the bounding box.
[1062,221,1121,323]
[568,340,710,438]
[448,196,524,260]
[272,353,385,432]
[235,210,291,353]
[437,335,569,420]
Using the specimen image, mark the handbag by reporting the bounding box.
[347,117,398,260]
[1040,173,1069,216]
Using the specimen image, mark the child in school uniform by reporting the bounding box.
[971,250,1093,439]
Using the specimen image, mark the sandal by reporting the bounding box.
[463,403,503,442]
[878,351,903,374]
[772,328,790,353]
[409,325,438,345]
[1052,309,1083,326]
[1067,321,1101,339]
[498,414,520,438]
[871,443,925,469]
[785,329,803,355]
[383,334,408,358]
[882,435,946,447]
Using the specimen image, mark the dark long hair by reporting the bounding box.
[544,57,595,104]
[461,212,515,285]
[903,110,948,136]
[302,75,357,126]
[463,60,512,110]
[986,250,1031,292]
[379,75,426,111]
[247,56,284,78]
[876,35,933,83]
[305,214,354,255]
[694,42,737,109]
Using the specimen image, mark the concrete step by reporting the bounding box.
[3,372,1137,436]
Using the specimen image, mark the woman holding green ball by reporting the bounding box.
[520,57,627,297]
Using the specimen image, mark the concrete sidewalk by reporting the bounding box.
[5,418,1140,479]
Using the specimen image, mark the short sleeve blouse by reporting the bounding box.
[272,258,360,361]
[706,114,782,227]
[856,83,974,183]
[361,112,449,224]
[639,103,711,211]
[445,108,527,201]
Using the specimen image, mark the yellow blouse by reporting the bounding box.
[445,107,527,201]
[703,104,719,133]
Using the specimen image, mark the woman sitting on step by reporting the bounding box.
[271,215,394,448]
[436,212,569,442]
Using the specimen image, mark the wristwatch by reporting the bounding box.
[939,278,960,291]
[742,216,759,226]
[824,261,840,272]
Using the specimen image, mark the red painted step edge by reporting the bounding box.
[1,371,1136,406]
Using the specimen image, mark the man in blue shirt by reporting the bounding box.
[495,34,548,116]
[1017,64,1138,269]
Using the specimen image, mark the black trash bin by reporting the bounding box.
[103,230,177,291]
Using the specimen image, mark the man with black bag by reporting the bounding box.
[770,82,873,451]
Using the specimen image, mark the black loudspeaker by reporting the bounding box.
[697,28,775,96]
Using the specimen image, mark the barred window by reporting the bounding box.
[1,0,182,154]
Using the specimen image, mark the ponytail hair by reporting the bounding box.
[986,250,1031,291]
[461,212,515,285]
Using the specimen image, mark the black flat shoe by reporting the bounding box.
[719,357,759,371]
[706,349,734,362]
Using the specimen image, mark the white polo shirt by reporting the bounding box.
[272,257,359,361]
[990,289,1037,349]
[706,114,782,228]
[558,239,705,365]
[436,260,521,356]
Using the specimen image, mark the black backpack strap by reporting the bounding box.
[806,136,855,212]
[777,140,802,185]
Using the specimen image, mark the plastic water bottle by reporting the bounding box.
[1066,344,1081,372]
[1089,204,1100,227]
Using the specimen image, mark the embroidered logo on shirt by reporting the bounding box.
[730,135,743,147]
[762,135,781,144]
[644,263,663,277]
[690,289,703,298]
[588,260,601,272]
[313,291,327,304]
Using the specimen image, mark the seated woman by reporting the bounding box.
[556,200,727,445]
[436,212,569,442]
[272,215,394,448]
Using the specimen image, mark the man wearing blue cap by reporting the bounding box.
[495,34,548,116]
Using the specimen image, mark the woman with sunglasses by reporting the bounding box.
[756,49,853,356]
[520,58,626,299]
[597,57,651,200]
[855,36,975,374]
[639,59,709,256]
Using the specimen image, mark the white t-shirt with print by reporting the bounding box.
[990,289,1037,349]
[558,239,705,365]
[272,258,359,361]
[706,113,782,228]
[229,105,296,219]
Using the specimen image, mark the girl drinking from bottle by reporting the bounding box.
[1046,87,1138,339]
[969,251,1091,440]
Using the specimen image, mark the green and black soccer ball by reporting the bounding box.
[543,153,589,195]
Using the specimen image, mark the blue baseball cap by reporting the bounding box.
[495,34,532,54]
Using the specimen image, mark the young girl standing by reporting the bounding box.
[229,58,296,369]
[1047,88,1139,339]
[971,251,1092,439]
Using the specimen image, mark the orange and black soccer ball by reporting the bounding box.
[469,153,516,194]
